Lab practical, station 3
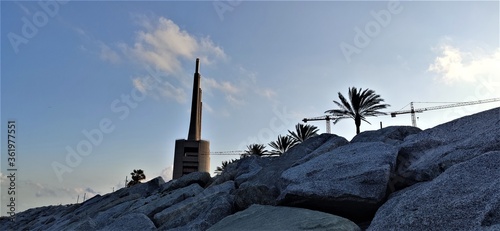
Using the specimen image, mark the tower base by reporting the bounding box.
[173,139,210,179]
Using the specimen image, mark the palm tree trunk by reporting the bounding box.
[355,115,361,134]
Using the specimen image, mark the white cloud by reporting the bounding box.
[226,95,245,106]
[99,44,121,64]
[0,172,5,183]
[133,75,188,103]
[21,180,99,201]
[160,166,173,182]
[125,16,229,104]
[203,77,240,95]
[257,89,277,100]
[203,102,215,114]
[428,43,500,84]
[129,17,227,75]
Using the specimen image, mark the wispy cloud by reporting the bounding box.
[203,77,240,95]
[99,43,121,64]
[428,41,500,84]
[132,74,188,103]
[20,180,100,200]
[160,165,173,182]
[124,16,230,104]
[128,17,227,75]
[226,94,245,106]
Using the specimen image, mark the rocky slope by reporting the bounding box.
[1,107,499,230]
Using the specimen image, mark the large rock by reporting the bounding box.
[394,107,500,189]
[233,134,348,210]
[97,213,156,231]
[125,176,165,197]
[153,181,235,230]
[130,183,204,218]
[159,172,211,194]
[208,204,361,231]
[278,142,398,222]
[351,126,422,145]
[368,151,500,230]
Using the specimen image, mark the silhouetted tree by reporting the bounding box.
[288,123,319,143]
[127,169,146,187]
[326,87,389,134]
[269,135,297,155]
[214,159,236,175]
[243,144,268,157]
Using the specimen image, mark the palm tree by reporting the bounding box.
[214,159,235,175]
[127,169,146,187]
[288,123,319,143]
[243,144,268,157]
[269,135,298,155]
[325,87,390,134]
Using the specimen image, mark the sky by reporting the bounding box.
[1,0,499,213]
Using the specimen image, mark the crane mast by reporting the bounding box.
[391,98,500,127]
[302,115,350,134]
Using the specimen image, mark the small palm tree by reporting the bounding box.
[214,159,236,175]
[288,123,319,143]
[325,87,389,134]
[243,144,268,157]
[127,169,146,187]
[269,135,298,155]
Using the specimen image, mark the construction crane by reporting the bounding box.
[390,98,500,127]
[209,151,244,156]
[302,115,349,134]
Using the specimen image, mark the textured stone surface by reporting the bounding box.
[2,108,500,231]
[394,107,500,189]
[159,172,211,194]
[233,134,349,210]
[154,181,235,230]
[350,126,422,145]
[278,142,398,222]
[98,213,156,231]
[369,151,500,231]
[208,204,361,231]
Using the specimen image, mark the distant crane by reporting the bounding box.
[390,98,500,127]
[302,115,350,134]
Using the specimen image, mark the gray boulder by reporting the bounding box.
[98,213,156,231]
[159,172,211,194]
[233,134,348,210]
[351,126,422,145]
[130,183,204,217]
[394,107,500,189]
[125,176,165,197]
[208,204,361,231]
[278,142,398,222]
[368,151,500,231]
[153,181,235,230]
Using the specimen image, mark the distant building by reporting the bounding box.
[173,59,210,179]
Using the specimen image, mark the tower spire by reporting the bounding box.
[188,58,202,140]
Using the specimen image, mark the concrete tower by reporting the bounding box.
[173,59,210,179]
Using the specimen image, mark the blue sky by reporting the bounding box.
[1,0,499,213]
